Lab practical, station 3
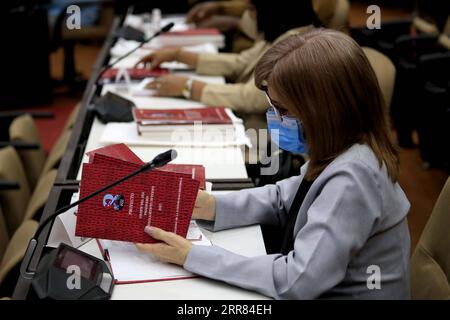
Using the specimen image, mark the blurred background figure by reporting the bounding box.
[185,0,255,52]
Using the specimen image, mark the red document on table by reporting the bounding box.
[76,144,201,243]
[99,67,169,82]
[158,164,206,190]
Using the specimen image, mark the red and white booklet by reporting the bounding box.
[76,144,203,243]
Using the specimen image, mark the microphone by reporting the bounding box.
[20,149,178,299]
[28,148,178,247]
[141,149,177,171]
[96,22,175,82]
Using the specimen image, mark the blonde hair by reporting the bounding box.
[255,29,399,181]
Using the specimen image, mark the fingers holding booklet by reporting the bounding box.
[135,226,193,266]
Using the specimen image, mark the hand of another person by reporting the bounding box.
[196,15,241,33]
[136,226,192,266]
[145,75,189,97]
[135,48,181,69]
[192,190,216,221]
[186,1,221,24]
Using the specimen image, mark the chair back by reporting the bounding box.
[363,47,396,109]
[411,178,450,299]
[9,114,46,190]
[24,169,57,222]
[0,206,9,263]
[0,220,38,295]
[0,147,31,235]
[42,130,71,174]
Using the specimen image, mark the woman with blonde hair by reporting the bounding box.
[136,29,411,299]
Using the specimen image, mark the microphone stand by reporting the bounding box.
[95,21,175,82]
[21,149,177,280]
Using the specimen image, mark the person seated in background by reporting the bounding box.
[136,0,320,116]
[135,29,411,299]
[186,0,249,23]
[185,0,346,53]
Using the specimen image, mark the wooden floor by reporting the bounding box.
[43,2,448,251]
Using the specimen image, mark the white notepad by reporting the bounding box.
[98,221,211,284]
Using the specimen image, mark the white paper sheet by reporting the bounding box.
[109,41,218,65]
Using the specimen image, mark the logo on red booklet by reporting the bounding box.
[103,194,125,211]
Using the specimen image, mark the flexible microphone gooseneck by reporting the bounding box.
[21,149,178,280]
[96,22,175,82]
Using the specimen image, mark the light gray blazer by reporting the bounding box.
[184,144,411,299]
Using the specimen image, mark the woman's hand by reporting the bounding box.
[136,48,181,69]
[186,2,221,24]
[146,75,189,97]
[192,190,216,221]
[136,226,192,266]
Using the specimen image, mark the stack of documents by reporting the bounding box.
[100,108,251,148]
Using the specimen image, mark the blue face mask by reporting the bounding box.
[266,108,307,154]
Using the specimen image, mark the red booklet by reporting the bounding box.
[76,145,202,243]
[132,106,232,126]
[99,67,169,82]
[86,143,144,165]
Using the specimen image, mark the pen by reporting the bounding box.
[103,249,111,262]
